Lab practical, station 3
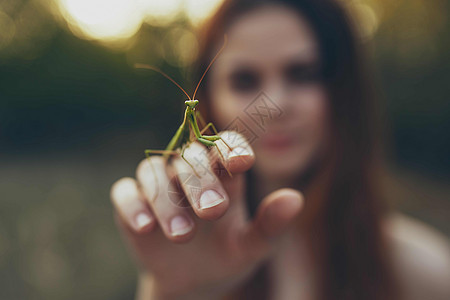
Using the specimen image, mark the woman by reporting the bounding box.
[110,0,450,299]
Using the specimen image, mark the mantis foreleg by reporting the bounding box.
[180,144,201,178]
[196,111,233,152]
[196,137,232,177]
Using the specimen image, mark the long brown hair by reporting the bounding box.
[193,0,400,299]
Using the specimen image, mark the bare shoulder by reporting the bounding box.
[383,212,450,300]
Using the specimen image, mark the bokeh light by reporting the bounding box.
[344,0,380,41]
[57,0,144,43]
[162,27,199,67]
[0,11,16,50]
[140,0,182,25]
[55,0,224,45]
[184,0,223,25]
[352,2,379,40]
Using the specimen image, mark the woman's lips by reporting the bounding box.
[260,134,295,152]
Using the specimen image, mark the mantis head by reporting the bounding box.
[185,99,199,109]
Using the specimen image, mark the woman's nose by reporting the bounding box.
[264,78,291,111]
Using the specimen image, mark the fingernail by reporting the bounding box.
[170,215,193,236]
[199,190,224,210]
[135,212,152,230]
[229,147,251,158]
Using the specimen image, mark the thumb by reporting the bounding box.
[239,188,304,261]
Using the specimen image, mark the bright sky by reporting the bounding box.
[54,0,379,55]
[56,0,224,43]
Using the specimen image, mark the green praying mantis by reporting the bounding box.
[135,35,232,194]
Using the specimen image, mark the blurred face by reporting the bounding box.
[208,5,331,181]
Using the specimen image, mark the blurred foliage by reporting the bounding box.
[0,0,449,299]
[371,0,450,176]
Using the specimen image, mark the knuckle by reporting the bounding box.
[184,142,207,159]
[219,130,250,149]
[184,145,210,168]
[136,157,166,203]
[136,159,149,179]
[136,156,163,181]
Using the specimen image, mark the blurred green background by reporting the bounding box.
[0,0,449,299]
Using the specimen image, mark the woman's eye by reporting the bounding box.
[284,63,322,85]
[229,69,260,92]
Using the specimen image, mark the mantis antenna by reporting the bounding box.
[134,64,191,100]
[192,34,228,100]
[135,34,228,101]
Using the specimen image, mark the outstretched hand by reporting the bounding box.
[110,131,304,299]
